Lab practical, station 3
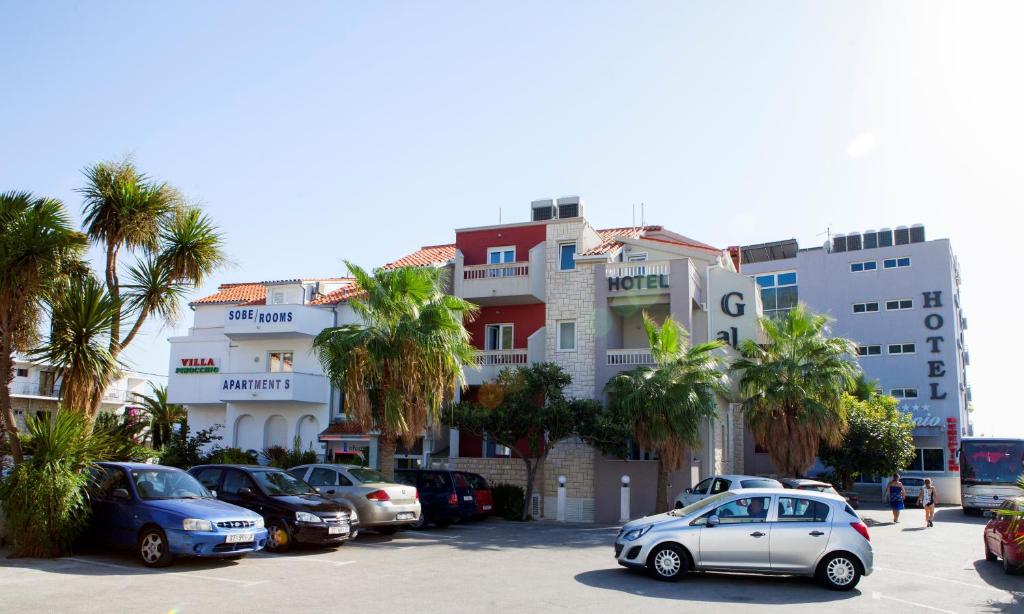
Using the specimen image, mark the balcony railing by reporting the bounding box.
[463,263,529,280]
[10,381,61,398]
[605,260,670,280]
[606,349,656,366]
[473,349,529,366]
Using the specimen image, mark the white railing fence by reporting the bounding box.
[473,349,529,366]
[606,349,656,366]
[605,260,670,280]
[463,263,529,280]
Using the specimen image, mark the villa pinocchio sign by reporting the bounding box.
[175,358,219,374]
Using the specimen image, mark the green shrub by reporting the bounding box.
[208,447,257,464]
[491,483,526,521]
[158,419,222,469]
[0,412,109,557]
[91,411,154,461]
[260,435,318,469]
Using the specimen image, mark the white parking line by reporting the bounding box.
[872,591,961,613]
[275,558,355,567]
[62,557,265,587]
[873,566,1015,595]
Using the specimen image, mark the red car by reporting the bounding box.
[984,496,1024,574]
[458,472,494,520]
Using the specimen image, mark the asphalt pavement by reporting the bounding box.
[0,504,1020,613]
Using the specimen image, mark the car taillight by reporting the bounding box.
[366,490,391,502]
[448,493,458,506]
[414,489,419,501]
[850,521,870,542]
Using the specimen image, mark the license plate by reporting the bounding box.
[482,505,492,511]
[396,512,415,520]
[225,532,254,544]
[463,495,473,501]
[329,525,349,535]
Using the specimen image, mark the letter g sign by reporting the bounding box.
[721,292,746,317]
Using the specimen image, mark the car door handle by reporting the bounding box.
[809,531,825,537]
[750,531,766,538]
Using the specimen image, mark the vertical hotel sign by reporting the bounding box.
[947,418,960,472]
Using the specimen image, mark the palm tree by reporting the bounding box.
[849,373,881,401]
[132,382,185,449]
[732,304,860,477]
[33,276,120,414]
[605,314,728,513]
[78,158,225,415]
[313,262,478,477]
[0,191,87,461]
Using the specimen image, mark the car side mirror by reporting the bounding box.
[112,488,131,500]
[706,515,720,527]
[238,487,254,498]
[684,488,692,494]
[314,487,321,493]
[210,489,217,498]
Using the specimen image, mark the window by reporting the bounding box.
[193,468,223,491]
[559,243,576,271]
[888,343,916,355]
[484,324,514,351]
[692,477,713,495]
[890,388,919,399]
[905,449,944,472]
[91,466,131,500]
[777,498,830,522]
[15,368,28,378]
[852,302,879,314]
[857,345,881,356]
[487,247,516,277]
[850,261,877,272]
[557,321,576,351]
[222,471,258,496]
[268,351,294,372]
[883,257,912,269]
[710,478,732,494]
[626,252,648,262]
[886,299,914,311]
[696,497,771,525]
[271,291,285,305]
[307,468,339,487]
[754,271,798,318]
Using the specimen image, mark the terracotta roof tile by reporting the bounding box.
[581,226,720,256]
[309,280,365,305]
[382,243,456,269]
[191,283,267,306]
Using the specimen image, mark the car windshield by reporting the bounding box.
[131,469,211,500]
[671,492,732,517]
[349,468,390,484]
[961,440,1024,485]
[251,469,317,496]
[740,479,781,488]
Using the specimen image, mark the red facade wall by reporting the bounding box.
[456,224,547,266]
[466,303,545,349]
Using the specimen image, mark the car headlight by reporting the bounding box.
[296,511,322,523]
[253,517,265,529]
[622,524,653,541]
[183,518,214,532]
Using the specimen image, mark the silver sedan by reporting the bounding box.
[290,464,421,533]
[614,488,873,591]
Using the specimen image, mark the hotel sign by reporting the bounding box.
[175,358,219,374]
[607,274,669,292]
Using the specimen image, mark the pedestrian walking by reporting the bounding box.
[887,474,906,523]
[918,478,938,527]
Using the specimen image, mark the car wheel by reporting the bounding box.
[817,553,861,591]
[266,520,292,553]
[137,527,174,568]
[410,514,428,530]
[376,526,398,535]
[1003,547,1018,575]
[647,544,689,582]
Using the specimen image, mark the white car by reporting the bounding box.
[675,474,783,508]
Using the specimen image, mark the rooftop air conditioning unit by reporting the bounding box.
[863,229,878,249]
[878,228,893,247]
[894,226,910,245]
[831,233,847,252]
[556,195,583,219]
[846,231,862,251]
[531,199,556,221]
[910,224,926,243]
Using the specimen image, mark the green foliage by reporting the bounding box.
[0,412,108,557]
[91,410,154,461]
[491,483,527,521]
[260,435,318,469]
[157,419,222,469]
[208,447,258,465]
[732,304,860,476]
[131,383,186,450]
[818,393,916,489]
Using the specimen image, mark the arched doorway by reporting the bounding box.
[297,414,320,454]
[263,414,288,449]
[234,414,259,452]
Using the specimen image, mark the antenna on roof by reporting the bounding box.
[640,203,645,227]
[499,207,502,225]
[632,204,636,228]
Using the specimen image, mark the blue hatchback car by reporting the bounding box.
[87,462,268,567]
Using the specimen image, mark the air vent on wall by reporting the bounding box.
[531,199,555,221]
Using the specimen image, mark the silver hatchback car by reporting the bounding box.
[615,488,873,591]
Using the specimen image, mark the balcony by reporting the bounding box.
[218,372,328,404]
[454,244,546,306]
[223,304,334,340]
[606,349,655,366]
[464,349,528,386]
[10,381,61,399]
[605,261,672,308]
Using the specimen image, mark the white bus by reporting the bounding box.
[958,438,1024,514]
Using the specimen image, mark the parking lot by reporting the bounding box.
[0,504,1021,614]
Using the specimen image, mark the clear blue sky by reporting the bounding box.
[2,1,1020,435]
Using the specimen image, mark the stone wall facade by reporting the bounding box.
[542,437,596,522]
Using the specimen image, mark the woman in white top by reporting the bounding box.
[918,478,938,527]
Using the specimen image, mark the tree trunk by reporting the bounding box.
[105,240,121,354]
[0,345,24,462]
[379,436,397,480]
[655,457,669,514]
